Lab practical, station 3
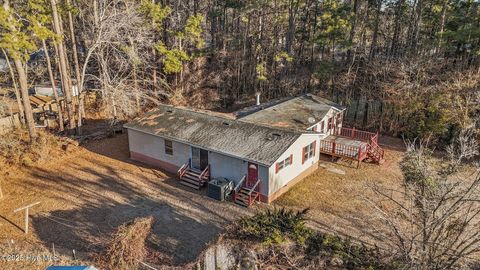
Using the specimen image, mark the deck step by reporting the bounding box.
[185,170,202,178]
[179,168,204,189]
[180,180,200,189]
[181,176,200,186]
[235,199,249,207]
[234,187,259,207]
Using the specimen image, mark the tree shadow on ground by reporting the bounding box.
[22,134,249,265]
[31,197,220,264]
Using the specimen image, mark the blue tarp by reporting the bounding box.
[46,266,98,270]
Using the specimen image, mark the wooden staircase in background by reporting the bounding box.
[367,134,385,164]
[178,160,210,189]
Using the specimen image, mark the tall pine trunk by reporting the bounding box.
[369,0,382,60]
[2,0,36,140]
[66,0,84,135]
[42,39,65,132]
[13,59,37,140]
[2,49,25,125]
[50,0,76,132]
[390,0,405,58]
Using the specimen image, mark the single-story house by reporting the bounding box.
[124,94,383,206]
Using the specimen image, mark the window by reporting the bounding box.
[320,121,324,133]
[302,141,316,164]
[336,112,343,126]
[276,155,293,173]
[328,117,333,130]
[164,139,173,155]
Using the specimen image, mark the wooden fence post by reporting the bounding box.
[14,202,40,234]
[0,181,3,200]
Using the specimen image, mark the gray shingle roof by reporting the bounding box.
[124,105,301,166]
[238,94,345,131]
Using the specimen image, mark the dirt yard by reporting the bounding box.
[0,131,406,269]
[0,133,252,269]
[275,137,406,245]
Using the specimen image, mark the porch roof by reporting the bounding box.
[237,94,345,131]
[124,105,301,166]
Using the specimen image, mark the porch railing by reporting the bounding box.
[178,158,191,178]
[199,164,210,186]
[234,175,246,193]
[319,140,368,161]
[247,179,261,205]
[233,175,246,201]
[334,126,378,143]
[368,137,384,161]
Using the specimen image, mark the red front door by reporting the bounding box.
[247,163,258,187]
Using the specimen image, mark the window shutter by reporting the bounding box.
[313,141,317,156]
[290,154,293,165]
[275,162,279,173]
[302,147,305,164]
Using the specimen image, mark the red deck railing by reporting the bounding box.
[199,164,210,184]
[246,179,261,205]
[334,126,378,144]
[178,158,191,178]
[319,140,368,161]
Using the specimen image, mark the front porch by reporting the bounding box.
[177,157,262,207]
[320,127,384,167]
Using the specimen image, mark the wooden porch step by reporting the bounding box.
[180,179,200,190]
[234,199,249,207]
[180,173,202,189]
[185,170,202,178]
[234,187,259,207]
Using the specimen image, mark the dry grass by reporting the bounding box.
[275,138,405,244]
[0,133,251,269]
[97,216,154,270]
[0,129,66,168]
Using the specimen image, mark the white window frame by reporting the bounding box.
[277,156,292,172]
[303,142,315,161]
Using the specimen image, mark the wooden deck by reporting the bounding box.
[319,127,384,167]
[320,135,368,162]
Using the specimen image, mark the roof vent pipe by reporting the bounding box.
[255,92,261,105]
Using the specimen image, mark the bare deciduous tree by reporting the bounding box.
[367,131,480,269]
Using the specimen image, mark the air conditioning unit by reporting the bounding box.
[207,177,233,201]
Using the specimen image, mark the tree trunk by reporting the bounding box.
[285,0,299,54]
[13,58,37,140]
[50,0,76,133]
[42,39,65,132]
[347,0,359,61]
[436,0,448,54]
[390,0,405,58]
[66,0,84,135]
[369,0,382,60]
[409,0,423,55]
[2,0,36,140]
[1,49,25,125]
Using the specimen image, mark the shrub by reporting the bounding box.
[234,208,388,269]
[235,208,312,245]
[0,129,59,166]
[99,216,155,270]
[306,232,385,269]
